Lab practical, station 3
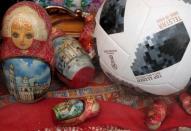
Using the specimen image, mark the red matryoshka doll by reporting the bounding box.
[53,35,95,88]
[1,1,54,103]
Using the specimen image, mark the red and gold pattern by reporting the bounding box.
[145,100,167,130]
[79,13,96,58]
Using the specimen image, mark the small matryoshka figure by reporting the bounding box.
[1,1,54,103]
[53,35,95,88]
[52,97,100,126]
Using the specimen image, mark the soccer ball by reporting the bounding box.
[94,0,191,95]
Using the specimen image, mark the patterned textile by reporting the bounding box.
[0,70,122,107]
[1,71,191,130]
[42,126,128,131]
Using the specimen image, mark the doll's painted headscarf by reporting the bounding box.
[1,1,54,66]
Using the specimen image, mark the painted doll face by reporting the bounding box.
[11,17,34,50]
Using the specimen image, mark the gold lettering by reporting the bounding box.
[157,12,182,29]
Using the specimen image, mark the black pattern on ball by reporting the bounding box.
[100,0,126,34]
[131,22,190,76]
[180,0,191,4]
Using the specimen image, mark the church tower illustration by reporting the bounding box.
[6,61,49,102]
[8,64,18,97]
[19,76,34,101]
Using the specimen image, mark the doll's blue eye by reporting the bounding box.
[25,33,33,39]
[12,32,19,38]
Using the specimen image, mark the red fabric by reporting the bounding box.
[0,98,191,131]
[57,67,95,88]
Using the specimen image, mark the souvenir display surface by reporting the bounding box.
[1,0,191,131]
[0,70,123,107]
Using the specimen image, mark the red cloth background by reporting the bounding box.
[0,98,191,131]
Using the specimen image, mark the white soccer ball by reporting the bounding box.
[94,0,191,95]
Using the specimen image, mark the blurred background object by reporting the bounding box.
[46,6,84,37]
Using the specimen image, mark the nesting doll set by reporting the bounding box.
[0,1,99,126]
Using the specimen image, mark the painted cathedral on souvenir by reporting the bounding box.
[3,58,51,102]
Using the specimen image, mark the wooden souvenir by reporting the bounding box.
[1,1,54,103]
[52,97,100,126]
[53,36,95,88]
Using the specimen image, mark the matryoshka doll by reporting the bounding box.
[53,35,95,88]
[1,1,54,103]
